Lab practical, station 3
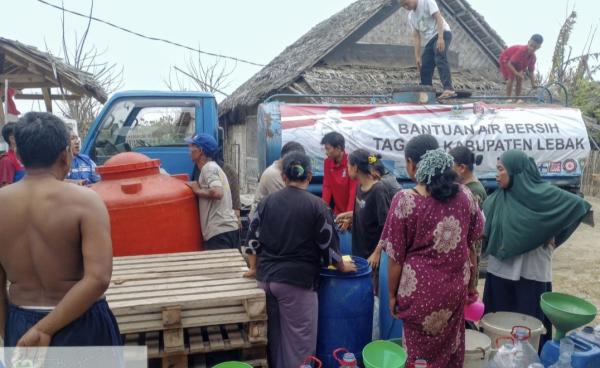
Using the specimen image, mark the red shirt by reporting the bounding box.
[0,149,25,187]
[499,45,536,73]
[322,152,357,215]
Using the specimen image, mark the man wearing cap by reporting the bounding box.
[186,133,240,250]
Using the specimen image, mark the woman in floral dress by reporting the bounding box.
[380,135,484,368]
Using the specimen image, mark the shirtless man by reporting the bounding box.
[0,112,120,347]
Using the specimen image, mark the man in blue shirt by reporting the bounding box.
[67,129,100,185]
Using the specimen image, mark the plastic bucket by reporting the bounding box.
[464,329,491,368]
[362,340,407,368]
[480,312,547,351]
[212,362,253,368]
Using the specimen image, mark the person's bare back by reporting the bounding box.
[0,112,120,348]
[0,177,107,306]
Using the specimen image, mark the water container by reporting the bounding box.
[541,335,600,367]
[464,329,491,368]
[512,326,541,366]
[333,348,358,367]
[92,152,203,256]
[379,251,403,340]
[317,257,374,368]
[575,326,600,347]
[480,312,546,351]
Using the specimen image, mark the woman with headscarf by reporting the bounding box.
[483,150,592,345]
[380,134,484,368]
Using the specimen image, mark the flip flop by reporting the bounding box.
[438,90,458,99]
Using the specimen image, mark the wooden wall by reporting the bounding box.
[582,150,600,198]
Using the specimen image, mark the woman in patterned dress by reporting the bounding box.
[380,135,484,368]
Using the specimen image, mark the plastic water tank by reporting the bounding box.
[92,152,203,256]
[317,256,374,368]
[379,251,404,341]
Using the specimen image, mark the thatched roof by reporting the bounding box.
[292,65,504,101]
[220,0,505,121]
[0,37,107,103]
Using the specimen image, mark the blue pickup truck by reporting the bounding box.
[82,91,220,177]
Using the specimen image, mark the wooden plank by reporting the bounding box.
[116,304,244,324]
[118,312,254,335]
[43,88,52,112]
[246,321,267,344]
[109,288,265,316]
[108,274,255,293]
[161,354,187,368]
[113,249,238,264]
[206,326,225,351]
[145,331,160,358]
[162,306,182,328]
[124,333,140,346]
[113,256,246,272]
[107,280,260,303]
[0,73,45,82]
[112,259,247,276]
[111,260,247,276]
[163,328,184,353]
[188,327,206,353]
[224,324,245,348]
[15,93,80,101]
[110,266,249,284]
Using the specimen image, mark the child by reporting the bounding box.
[499,34,543,100]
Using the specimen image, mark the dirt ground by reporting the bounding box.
[478,195,600,326]
[552,195,600,325]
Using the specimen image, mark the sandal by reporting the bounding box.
[438,90,457,99]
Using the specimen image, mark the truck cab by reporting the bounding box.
[82,91,219,177]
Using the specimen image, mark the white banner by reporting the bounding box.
[280,103,591,179]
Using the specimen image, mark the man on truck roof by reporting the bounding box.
[0,112,120,347]
[186,133,240,250]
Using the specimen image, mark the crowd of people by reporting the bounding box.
[244,130,592,368]
[0,2,587,364]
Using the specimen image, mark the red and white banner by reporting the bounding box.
[280,103,591,179]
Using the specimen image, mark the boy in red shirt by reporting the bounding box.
[321,132,357,216]
[499,34,543,100]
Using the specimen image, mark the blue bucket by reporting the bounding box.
[379,251,403,340]
[317,256,374,367]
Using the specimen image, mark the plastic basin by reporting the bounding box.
[540,292,597,340]
[212,362,253,368]
[362,340,407,368]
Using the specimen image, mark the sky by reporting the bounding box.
[1,0,599,110]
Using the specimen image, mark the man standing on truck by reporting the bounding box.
[400,0,457,99]
[186,133,240,250]
[0,112,121,347]
[499,34,543,100]
[321,132,357,216]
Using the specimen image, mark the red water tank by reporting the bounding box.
[92,152,203,256]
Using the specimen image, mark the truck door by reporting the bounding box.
[88,98,202,176]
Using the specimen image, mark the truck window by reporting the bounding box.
[92,100,197,165]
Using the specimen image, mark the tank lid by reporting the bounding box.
[97,152,160,177]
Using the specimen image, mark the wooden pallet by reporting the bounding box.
[107,250,268,367]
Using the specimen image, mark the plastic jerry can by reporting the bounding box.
[541,335,600,367]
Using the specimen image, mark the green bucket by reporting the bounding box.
[362,340,407,368]
[212,362,253,368]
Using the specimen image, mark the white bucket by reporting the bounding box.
[464,329,491,368]
[480,312,547,351]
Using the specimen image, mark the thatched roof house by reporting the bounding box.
[0,37,107,124]
[220,0,506,192]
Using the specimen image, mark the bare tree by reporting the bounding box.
[165,48,235,97]
[55,0,123,136]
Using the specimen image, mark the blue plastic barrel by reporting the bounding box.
[338,229,352,255]
[379,251,404,340]
[317,256,374,368]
